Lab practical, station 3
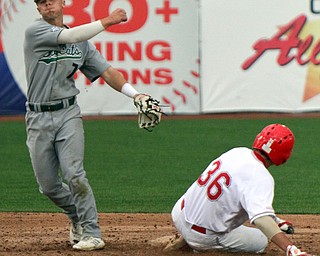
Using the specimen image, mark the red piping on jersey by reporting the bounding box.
[181,198,185,210]
[253,151,267,168]
[180,199,207,234]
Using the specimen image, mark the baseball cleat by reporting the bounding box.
[73,236,105,251]
[69,223,83,245]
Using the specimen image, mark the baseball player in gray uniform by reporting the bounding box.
[24,0,142,251]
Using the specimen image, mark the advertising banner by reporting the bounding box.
[0,0,200,115]
[201,0,320,113]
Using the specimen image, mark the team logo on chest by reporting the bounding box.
[39,44,83,64]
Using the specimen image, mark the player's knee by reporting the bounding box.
[69,175,90,195]
[254,234,268,253]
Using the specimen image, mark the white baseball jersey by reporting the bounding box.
[183,147,276,233]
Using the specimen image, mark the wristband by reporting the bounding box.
[121,83,139,98]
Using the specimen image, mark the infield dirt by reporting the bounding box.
[0,212,319,256]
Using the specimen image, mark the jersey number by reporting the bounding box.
[67,63,79,79]
[197,160,231,200]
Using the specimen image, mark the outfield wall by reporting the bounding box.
[1,0,320,115]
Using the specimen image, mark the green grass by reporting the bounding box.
[1,117,320,214]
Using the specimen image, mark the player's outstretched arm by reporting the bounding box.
[254,216,313,255]
[100,66,131,93]
[100,66,164,131]
[272,233,314,256]
[58,8,127,44]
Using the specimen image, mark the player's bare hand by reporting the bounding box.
[100,8,127,28]
[108,8,128,25]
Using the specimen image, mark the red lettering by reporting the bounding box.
[85,40,173,86]
[94,0,148,33]
[64,0,91,27]
[311,43,320,65]
[197,160,231,201]
[132,69,151,84]
[95,41,171,62]
[64,0,148,33]
[104,68,172,86]
[74,68,173,86]
[95,41,102,54]
[118,42,142,61]
[146,41,171,61]
[198,161,220,186]
[154,68,172,84]
[106,42,113,61]
[242,15,312,70]
[296,36,313,65]
[97,77,105,85]
[207,173,231,201]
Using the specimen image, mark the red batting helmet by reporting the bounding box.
[253,124,295,166]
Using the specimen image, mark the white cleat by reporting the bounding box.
[73,236,105,251]
[69,223,83,245]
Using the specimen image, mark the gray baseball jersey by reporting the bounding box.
[24,18,110,103]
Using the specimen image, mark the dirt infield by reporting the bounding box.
[0,212,319,256]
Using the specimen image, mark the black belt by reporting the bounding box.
[28,97,75,112]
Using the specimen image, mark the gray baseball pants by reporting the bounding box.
[25,103,101,238]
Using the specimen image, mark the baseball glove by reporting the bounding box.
[133,94,164,131]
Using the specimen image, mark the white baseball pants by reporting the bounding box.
[171,197,268,253]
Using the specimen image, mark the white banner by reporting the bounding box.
[201,0,320,113]
[1,0,200,115]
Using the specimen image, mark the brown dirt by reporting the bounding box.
[0,212,319,256]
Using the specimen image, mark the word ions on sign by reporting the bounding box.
[75,67,172,86]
